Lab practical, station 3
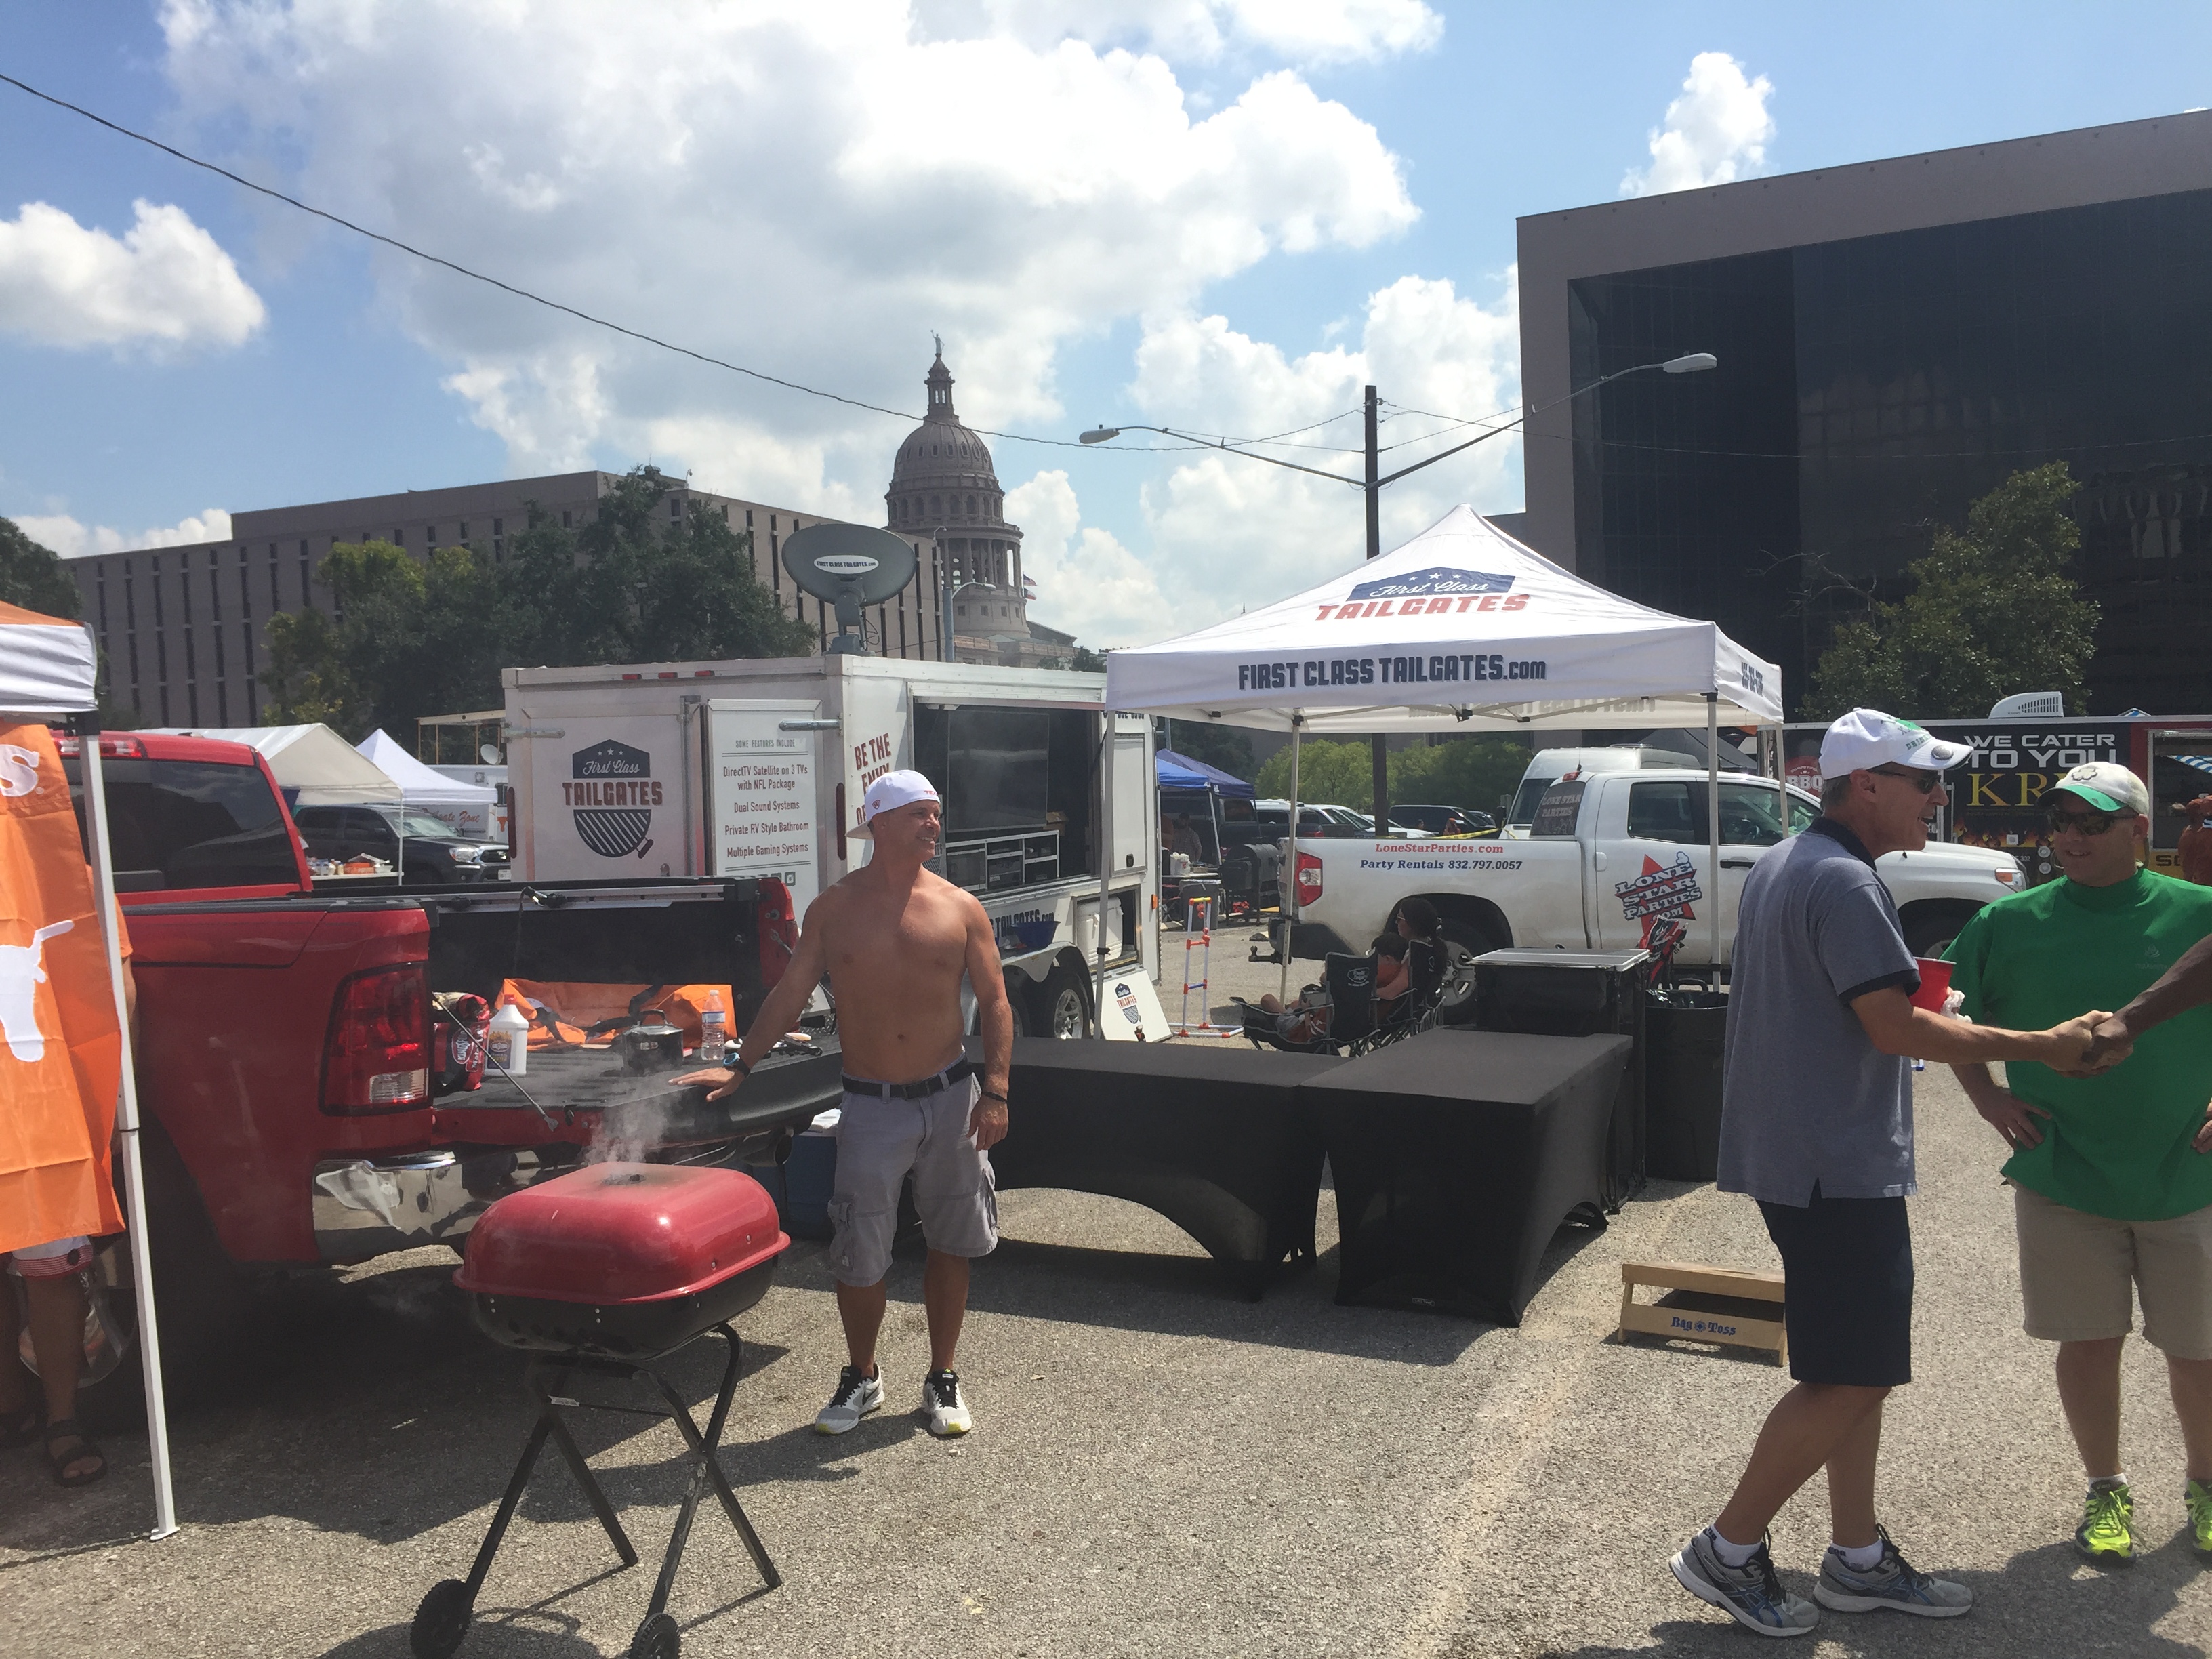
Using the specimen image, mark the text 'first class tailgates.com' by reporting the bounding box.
[1236,653,1549,694]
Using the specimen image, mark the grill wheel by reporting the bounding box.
[408,1579,472,1659]
[629,1612,680,1658]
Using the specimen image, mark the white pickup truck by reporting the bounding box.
[1290,769,2024,1019]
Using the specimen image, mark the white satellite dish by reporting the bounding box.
[782,524,918,656]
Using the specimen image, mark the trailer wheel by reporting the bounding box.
[1031,964,1093,1040]
[1433,919,1502,1027]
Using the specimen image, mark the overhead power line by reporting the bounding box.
[0,69,1212,453]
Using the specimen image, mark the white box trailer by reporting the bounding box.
[502,654,1158,1037]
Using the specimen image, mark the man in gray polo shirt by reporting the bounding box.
[1670,709,2109,1638]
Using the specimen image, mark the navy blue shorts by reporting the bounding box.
[1758,1185,1913,1387]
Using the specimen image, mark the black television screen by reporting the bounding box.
[948,707,1049,834]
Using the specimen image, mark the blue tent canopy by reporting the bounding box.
[1157,748,1255,799]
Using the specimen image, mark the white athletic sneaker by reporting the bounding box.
[922,1368,972,1437]
[813,1365,884,1434]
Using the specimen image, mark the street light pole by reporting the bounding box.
[1078,348,1716,861]
[1365,385,1387,834]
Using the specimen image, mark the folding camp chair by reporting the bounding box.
[1232,951,1379,1057]
[1366,939,1446,1050]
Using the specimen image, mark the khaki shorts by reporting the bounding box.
[826,1076,998,1288]
[2013,1184,2212,1359]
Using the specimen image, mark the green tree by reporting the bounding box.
[1254,738,1376,806]
[264,606,369,732]
[268,466,811,740]
[1806,462,2097,719]
[1255,733,1532,817]
[1391,734,1534,817]
[0,517,83,618]
[1069,645,1107,672]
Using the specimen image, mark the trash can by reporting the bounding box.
[1473,949,1649,1207]
[1644,990,1728,1182]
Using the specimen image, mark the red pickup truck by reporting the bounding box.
[60,731,838,1419]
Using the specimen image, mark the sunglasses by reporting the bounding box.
[1867,766,1947,795]
[2046,808,2124,836]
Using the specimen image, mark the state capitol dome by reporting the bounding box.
[886,345,1068,665]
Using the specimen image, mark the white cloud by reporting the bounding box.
[1111,266,1521,639]
[16,508,233,559]
[916,1,1443,65]
[0,199,265,350]
[157,1,1418,506]
[1008,468,1168,647]
[1620,52,1774,197]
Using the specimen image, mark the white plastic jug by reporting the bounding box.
[487,1002,530,1077]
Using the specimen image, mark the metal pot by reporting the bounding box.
[619,1018,687,1075]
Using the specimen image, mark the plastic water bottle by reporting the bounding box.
[487,1002,530,1077]
[700,989,728,1061]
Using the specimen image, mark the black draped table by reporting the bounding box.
[987,1036,1338,1298]
[1300,1029,1632,1324]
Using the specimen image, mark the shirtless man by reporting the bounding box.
[677,771,1011,1438]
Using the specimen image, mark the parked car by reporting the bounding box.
[1252,800,1410,838]
[293,803,501,883]
[1389,804,1496,838]
[1292,769,2024,1021]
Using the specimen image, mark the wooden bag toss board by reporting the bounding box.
[1618,1261,1787,1365]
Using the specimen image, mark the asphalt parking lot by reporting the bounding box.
[5,954,2209,1656]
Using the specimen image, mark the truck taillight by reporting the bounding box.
[1294,851,1324,903]
[321,964,430,1113]
[757,876,799,990]
[52,734,145,758]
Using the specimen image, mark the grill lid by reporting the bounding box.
[457,1162,786,1306]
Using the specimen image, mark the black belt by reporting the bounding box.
[841,1059,977,1101]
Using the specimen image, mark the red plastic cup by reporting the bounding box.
[1910,957,1954,1012]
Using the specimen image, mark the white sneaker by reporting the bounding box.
[813,1365,883,1434]
[922,1368,972,1437]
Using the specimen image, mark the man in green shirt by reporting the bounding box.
[1946,762,2212,1569]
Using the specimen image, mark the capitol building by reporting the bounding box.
[883,344,1076,668]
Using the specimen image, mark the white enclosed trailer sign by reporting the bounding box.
[503,655,1157,1035]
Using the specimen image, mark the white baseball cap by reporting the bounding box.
[853,769,941,836]
[1818,709,1974,780]
[2046,761,2150,817]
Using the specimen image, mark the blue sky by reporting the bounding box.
[3,2,2209,646]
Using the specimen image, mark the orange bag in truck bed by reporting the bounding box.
[0,721,127,1254]
[493,980,735,1053]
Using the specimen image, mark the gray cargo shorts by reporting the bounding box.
[827,1072,998,1287]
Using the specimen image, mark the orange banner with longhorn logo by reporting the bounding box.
[0,720,126,1254]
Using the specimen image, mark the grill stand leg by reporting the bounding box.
[459,1366,642,1610]
[640,1324,781,1620]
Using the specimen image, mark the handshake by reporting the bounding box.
[2045,1010,2133,1077]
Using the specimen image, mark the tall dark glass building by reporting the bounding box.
[1517,113,2212,715]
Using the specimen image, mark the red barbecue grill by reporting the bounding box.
[411,1163,788,1659]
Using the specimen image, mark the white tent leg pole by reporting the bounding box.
[1094,712,1115,1027]
[1706,693,1721,979]
[1280,719,1302,1004]
[78,731,178,1542]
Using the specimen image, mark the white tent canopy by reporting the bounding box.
[0,600,98,711]
[0,605,175,1540]
[356,729,496,810]
[1105,505,1782,731]
[1102,507,1784,991]
[152,724,401,808]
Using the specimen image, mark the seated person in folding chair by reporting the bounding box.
[1258,932,1409,1041]
[1389,896,1443,954]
